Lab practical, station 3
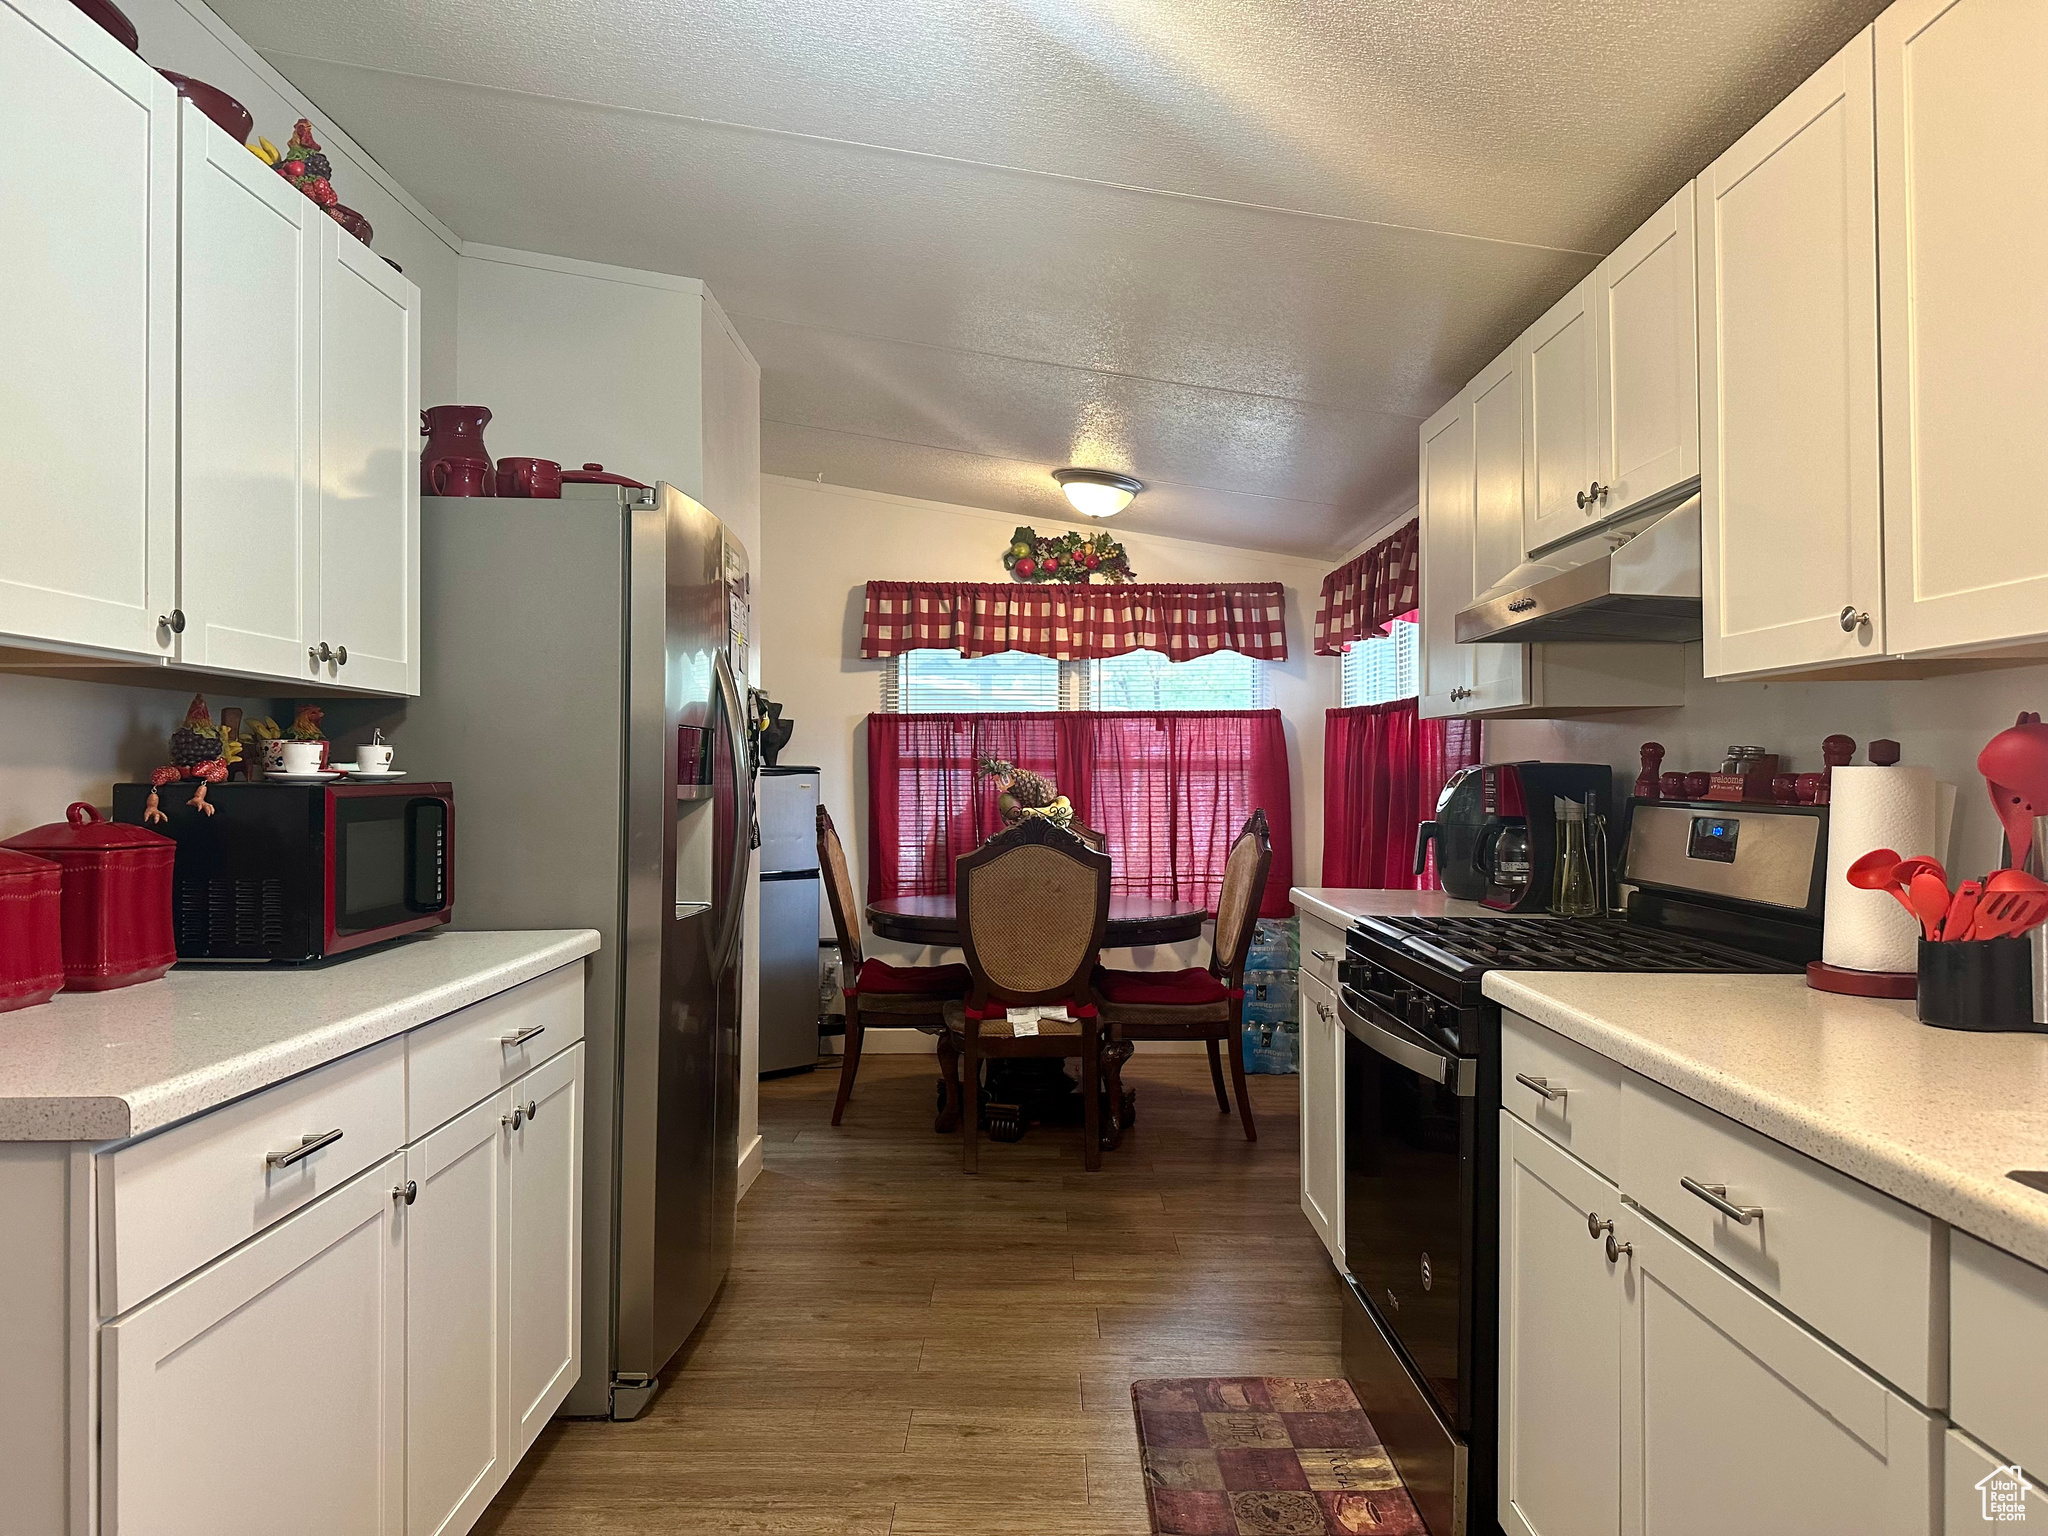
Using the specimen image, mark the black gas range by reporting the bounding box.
[1334,799,1827,1536]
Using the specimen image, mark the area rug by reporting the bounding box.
[1132,1378,1427,1535]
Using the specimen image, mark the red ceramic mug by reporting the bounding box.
[427,458,495,497]
[496,457,563,498]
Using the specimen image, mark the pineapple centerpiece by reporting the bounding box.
[977,758,1073,830]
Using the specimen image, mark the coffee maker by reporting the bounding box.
[1475,761,1614,911]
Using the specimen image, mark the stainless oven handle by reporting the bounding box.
[1337,996,1475,1098]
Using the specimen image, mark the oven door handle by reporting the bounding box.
[1338,995,1476,1098]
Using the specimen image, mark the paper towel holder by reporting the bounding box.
[1805,958,1917,998]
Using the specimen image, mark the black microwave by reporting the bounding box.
[112,780,453,961]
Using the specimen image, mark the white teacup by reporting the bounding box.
[278,740,324,776]
[262,738,289,772]
[354,743,395,774]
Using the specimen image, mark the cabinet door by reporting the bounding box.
[1300,983,1342,1267]
[313,220,420,695]
[102,1152,406,1535]
[0,0,176,658]
[1520,276,1601,552]
[1467,353,1534,712]
[1498,1112,1622,1536]
[406,1094,508,1536]
[1945,1425,2045,1528]
[1419,396,1477,719]
[1619,1209,1938,1536]
[177,102,319,680]
[1697,29,1884,677]
[1877,0,2048,657]
[507,1042,583,1457]
[1595,186,1699,515]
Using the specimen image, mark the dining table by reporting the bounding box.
[865,893,1209,949]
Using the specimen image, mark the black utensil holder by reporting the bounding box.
[1917,938,2037,1031]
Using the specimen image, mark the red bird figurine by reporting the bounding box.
[1978,713,2048,870]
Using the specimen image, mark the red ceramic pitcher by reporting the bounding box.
[421,406,496,497]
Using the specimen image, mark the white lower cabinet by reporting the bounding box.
[1498,1112,1622,1536]
[407,1094,510,1536]
[103,1151,408,1535]
[507,1043,584,1457]
[1299,974,1344,1270]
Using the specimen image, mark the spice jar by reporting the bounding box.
[1,804,175,990]
[0,847,64,1012]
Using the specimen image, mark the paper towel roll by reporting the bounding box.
[1823,765,1945,973]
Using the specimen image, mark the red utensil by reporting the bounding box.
[1845,847,1919,923]
[1970,888,2048,942]
[1908,871,1951,942]
[1979,715,2048,870]
[1894,854,1948,886]
[1940,880,1982,942]
[1986,867,2048,895]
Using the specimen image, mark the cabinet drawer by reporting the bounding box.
[1951,1232,2048,1476]
[407,962,584,1139]
[1620,1073,1938,1404]
[1502,1011,1624,1179]
[1300,916,1344,996]
[98,1036,405,1317]
[1945,1424,2044,1527]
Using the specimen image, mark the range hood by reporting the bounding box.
[1455,487,1702,644]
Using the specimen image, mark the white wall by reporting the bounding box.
[757,475,1339,1051]
[1487,652,2048,878]
[126,0,461,398]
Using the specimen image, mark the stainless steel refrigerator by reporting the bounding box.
[404,481,754,1420]
[756,766,821,1075]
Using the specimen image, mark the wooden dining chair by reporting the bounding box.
[1094,809,1273,1142]
[941,818,1113,1172]
[818,806,971,1128]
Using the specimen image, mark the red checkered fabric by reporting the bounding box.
[1313,520,1418,655]
[860,581,1288,662]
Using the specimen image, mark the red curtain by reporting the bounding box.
[867,710,1294,918]
[1314,522,1419,655]
[1322,701,1481,889]
[860,581,1288,661]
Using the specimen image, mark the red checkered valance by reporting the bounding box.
[859,581,1288,662]
[1313,520,1418,655]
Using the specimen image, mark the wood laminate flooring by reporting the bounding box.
[476,1054,1339,1535]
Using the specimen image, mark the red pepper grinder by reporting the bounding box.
[1634,742,1665,801]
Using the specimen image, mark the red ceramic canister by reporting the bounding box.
[0,848,65,1012]
[1,804,175,990]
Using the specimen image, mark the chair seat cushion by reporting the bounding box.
[1094,967,1231,1006]
[853,958,972,997]
[941,999,1086,1039]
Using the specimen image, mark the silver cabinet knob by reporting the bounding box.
[1839,606,1870,634]
[1576,482,1610,510]
[335,644,348,666]
[1587,1212,1613,1239]
[1605,1232,1633,1263]
[311,641,336,665]
[393,1180,417,1206]
[525,1099,539,1122]
[503,1106,524,1131]
[158,609,185,635]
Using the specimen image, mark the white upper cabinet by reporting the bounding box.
[313,221,421,695]
[1594,186,1699,516]
[1519,277,1602,552]
[177,104,319,681]
[1470,351,1529,597]
[1697,29,1884,678]
[1876,0,2048,658]
[1419,398,1480,717]
[0,0,177,660]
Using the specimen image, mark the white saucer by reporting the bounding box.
[265,769,345,783]
[332,766,407,779]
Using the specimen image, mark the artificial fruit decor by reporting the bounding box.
[1001,525,1134,584]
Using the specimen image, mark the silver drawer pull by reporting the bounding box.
[499,1024,546,1047]
[1682,1177,1764,1225]
[1310,949,1338,963]
[1515,1072,1567,1102]
[267,1128,343,1168]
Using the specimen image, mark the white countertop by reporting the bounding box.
[1291,886,1505,929]
[0,929,600,1143]
[1484,971,2048,1268]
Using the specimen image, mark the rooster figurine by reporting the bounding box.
[142,695,235,823]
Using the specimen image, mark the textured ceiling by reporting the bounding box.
[219,0,1888,557]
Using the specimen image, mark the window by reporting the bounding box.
[883,648,1267,712]
[881,649,1059,712]
[1339,613,1419,707]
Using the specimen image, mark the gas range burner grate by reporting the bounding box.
[1366,915,1800,977]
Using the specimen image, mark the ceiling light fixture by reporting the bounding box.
[1053,467,1142,518]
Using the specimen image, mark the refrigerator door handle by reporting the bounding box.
[711,650,755,974]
